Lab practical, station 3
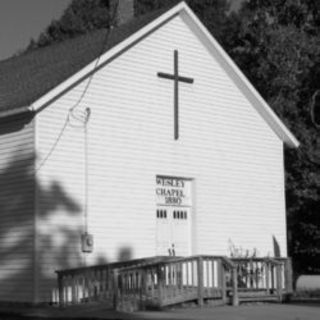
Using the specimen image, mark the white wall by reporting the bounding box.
[35,15,287,301]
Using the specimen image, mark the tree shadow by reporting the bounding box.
[0,115,136,304]
[273,235,281,258]
[0,146,85,302]
[0,110,89,303]
[117,247,133,262]
[0,109,150,309]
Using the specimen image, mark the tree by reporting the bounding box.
[232,0,320,275]
[135,0,241,50]
[26,0,238,52]
[27,0,112,50]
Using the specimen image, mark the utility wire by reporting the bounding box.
[311,89,320,129]
[35,117,69,172]
[35,0,120,173]
[294,89,320,168]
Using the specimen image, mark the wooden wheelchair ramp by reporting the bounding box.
[56,255,293,311]
[115,256,232,310]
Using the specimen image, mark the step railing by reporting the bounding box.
[230,257,293,301]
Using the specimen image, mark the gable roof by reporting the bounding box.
[0,5,173,115]
[0,2,299,148]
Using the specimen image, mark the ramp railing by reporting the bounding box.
[55,256,172,306]
[56,256,292,309]
[115,255,236,310]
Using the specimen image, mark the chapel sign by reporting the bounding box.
[156,176,192,206]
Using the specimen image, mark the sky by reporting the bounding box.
[0,0,71,61]
[0,0,244,62]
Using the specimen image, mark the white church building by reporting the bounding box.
[0,1,298,303]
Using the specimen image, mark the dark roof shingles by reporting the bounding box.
[0,7,171,112]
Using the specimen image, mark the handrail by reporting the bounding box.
[220,256,235,269]
[56,255,292,309]
[55,256,172,275]
[231,257,284,265]
[115,255,233,272]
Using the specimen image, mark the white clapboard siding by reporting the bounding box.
[35,16,287,301]
[0,114,35,302]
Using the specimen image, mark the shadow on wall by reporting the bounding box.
[117,247,133,262]
[0,148,83,302]
[0,112,84,302]
[273,235,281,258]
[0,115,136,303]
[37,176,84,302]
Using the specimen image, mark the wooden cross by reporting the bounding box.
[157,50,194,140]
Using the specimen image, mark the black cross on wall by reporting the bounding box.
[157,50,194,140]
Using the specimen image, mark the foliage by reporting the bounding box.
[228,240,259,258]
[135,0,240,50]
[27,0,112,50]
[26,0,238,51]
[293,289,320,298]
[231,0,320,275]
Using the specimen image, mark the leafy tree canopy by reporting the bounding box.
[27,0,112,50]
[27,0,238,51]
[232,0,320,275]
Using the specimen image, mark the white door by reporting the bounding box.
[156,206,191,256]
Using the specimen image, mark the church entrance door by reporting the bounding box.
[155,176,193,257]
[156,206,191,256]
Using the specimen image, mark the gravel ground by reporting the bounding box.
[133,303,320,320]
[0,302,319,320]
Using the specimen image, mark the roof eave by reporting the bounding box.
[181,5,300,149]
[0,105,33,118]
[283,133,300,148]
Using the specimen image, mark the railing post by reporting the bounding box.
[157,264,163,307]
[232,266,239,306]
[57,272,64,307]
[139,268,146,310]
[197,256,204,307]
[220,260,227,303]
[276,264,283,302]
[265,261,270,294]
[113,269,119,310]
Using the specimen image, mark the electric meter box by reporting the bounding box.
[81,233,94,253]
